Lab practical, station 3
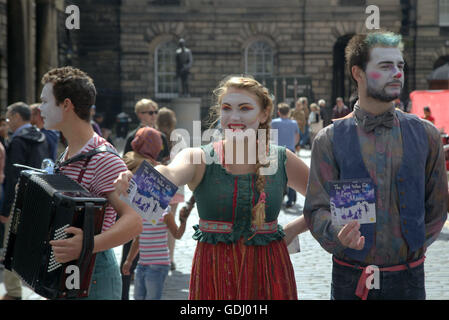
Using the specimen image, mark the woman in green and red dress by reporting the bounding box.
[115,76,310,299]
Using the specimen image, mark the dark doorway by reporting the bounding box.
[7,0,27,104]
[332,34,354,109]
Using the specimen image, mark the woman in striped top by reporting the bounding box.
[122,207,189,300]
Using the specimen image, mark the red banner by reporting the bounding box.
[409,90,449,134]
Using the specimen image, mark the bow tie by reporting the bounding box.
[360,111,395,133]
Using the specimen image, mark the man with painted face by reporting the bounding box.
[299,31,447,300]
[39,66,142,300]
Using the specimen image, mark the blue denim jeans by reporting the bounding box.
[300,124,310,147]
[76,249,122,300]
[134,264,169,300]
[331,258,426,300]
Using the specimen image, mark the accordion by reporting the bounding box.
[3,170,107,299]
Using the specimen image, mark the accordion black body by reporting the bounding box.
[3,170,107,299]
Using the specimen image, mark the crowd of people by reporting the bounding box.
[0,30,448,301]
[286,95,352,152]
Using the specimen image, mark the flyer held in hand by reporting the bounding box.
[328,179,376,226]
[121,160,178,224]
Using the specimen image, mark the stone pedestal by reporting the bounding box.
[170,97,202,147]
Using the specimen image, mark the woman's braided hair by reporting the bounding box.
[211,75,274,227]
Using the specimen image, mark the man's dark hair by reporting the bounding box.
[277,102,290,116]
[7,102,31,121]
[345,30,403,87]
[41,66,96,122]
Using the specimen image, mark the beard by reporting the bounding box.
[366,83,402,102]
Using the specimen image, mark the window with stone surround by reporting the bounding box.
[245,41,274,82]
[440,0,449,26]
[155,41,178,99]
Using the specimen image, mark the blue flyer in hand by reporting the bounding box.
[328,179,376,226]
[121,160,178,224]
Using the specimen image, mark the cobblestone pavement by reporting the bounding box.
[1,148,448,300]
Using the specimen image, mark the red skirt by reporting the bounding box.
[189,238,298,300]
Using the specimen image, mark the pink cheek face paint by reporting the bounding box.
[368,71,382,80]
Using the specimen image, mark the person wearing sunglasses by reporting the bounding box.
[123,99,159,155]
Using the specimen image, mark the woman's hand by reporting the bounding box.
[113,170,133,197]
[283,216,308,246]
[283,223,297,246]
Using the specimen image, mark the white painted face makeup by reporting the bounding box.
[220,90,265,132]
[365,47,405,102]
[40,83,63,130]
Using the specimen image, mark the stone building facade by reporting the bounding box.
[0,0,7,109]
[0,0,62,112]
[119,0,449,122]
[0,0,448,128]
[414,0,449,89]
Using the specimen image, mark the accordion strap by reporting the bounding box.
[66,202,96,299]
[79,202,95,276]
[54,144,120,182]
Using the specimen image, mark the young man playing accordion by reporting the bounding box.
[39,67,142,299]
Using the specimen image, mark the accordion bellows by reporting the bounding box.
[3,171,107,299]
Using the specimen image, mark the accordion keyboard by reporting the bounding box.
[47,224,70,273]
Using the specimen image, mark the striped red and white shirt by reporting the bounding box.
[58,133,128,232]
[138,213,170,265]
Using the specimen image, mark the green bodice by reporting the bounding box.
[192,142,289,246]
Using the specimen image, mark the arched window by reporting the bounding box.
[155,41,178,98]
[245,41,274,82]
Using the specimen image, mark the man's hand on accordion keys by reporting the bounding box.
[49,226,84,263]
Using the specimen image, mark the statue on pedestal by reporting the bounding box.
[175,38,193,97]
